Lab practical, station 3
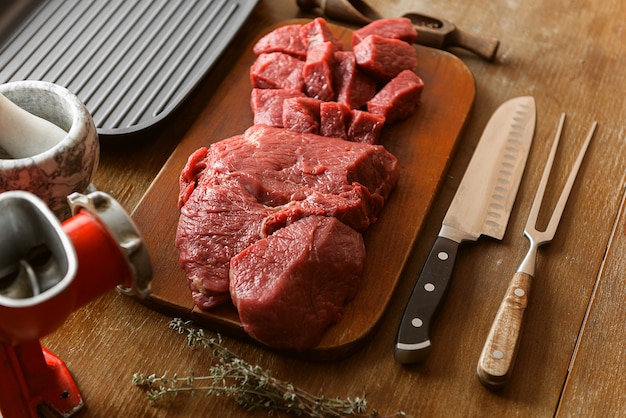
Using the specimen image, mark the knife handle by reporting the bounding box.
[394,236,459,364]
[477,271,533,389]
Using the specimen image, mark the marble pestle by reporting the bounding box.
[0,92,67,158]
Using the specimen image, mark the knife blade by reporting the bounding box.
[394,96,536,364]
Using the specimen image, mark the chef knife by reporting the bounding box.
[394,96,536,364]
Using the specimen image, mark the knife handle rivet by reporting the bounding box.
[411,318,423,328]
[514,288,525,297]
[424,283,435,292]
[492,350,504,360]
[437,251,449,261]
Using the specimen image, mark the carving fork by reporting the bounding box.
[476,114,598,389]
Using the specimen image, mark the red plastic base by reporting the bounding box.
[0,342,83,418]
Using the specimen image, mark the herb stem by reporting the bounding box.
[132,319,405,417]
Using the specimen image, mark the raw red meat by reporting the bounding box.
[250,52,305,91]
[300,17,344,51]
[176,125,399,311]
[251,88,306,127]
[368,70,425,124]
[230,215,365,351]
[303,41,336,101]
[253,24,307,58]
[282,97,322,134]
[354,35,418,81]
[214,125,399,216]
[333,51,377,109]
[347,110,386,144]
[320,101,351,140]
[352,17,418,47]
[177,18,425,348]
[177,177,273,309]
[248,18,424,144]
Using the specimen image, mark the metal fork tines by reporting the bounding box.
[477,113,598,389]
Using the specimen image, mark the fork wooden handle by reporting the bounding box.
[477,271,533,389]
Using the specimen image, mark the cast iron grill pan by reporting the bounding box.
[0,0,258,143]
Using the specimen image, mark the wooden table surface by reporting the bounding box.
[37,0,625,416]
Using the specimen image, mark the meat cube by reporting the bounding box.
[250,52,305,91]
[300,17,343,50]
[320,101,351,140]
[347,110,386,144]
[251,88,306,127]
[252,24,307,59]
[282,97,322,134]
[230,215,365,351]
[333,51,377,109]
[303,41,336,101]
[354,35,418,81]
[352,17,418,47]
[368,70,424,124]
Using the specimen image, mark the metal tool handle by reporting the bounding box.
[394,236,459,364]
[477,271,533,389]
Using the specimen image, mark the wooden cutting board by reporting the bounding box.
[131,20,475,360]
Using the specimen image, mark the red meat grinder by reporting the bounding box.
[0,190,152,417]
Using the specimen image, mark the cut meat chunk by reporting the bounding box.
[282,97,322,134]
[253,24,307,58]
[225,125,399,216]
[333,51,377,109]
[176,125,399,309]
[251,88,306,127]
[368,70,425,124]
[176,125,399,310]
[352,17,418,47]
[354,35,418,81]
[303,41,336,101]
[250,52,305,91]
[347,110,386,144]
[176,178,273,309]
[320,101,351,140]
[262,184,379,235]
[230,215,365,351]
[300,17,343,51]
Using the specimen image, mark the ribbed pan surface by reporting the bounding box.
[0,0,258,142]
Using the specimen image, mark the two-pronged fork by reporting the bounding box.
[476,113,598,389]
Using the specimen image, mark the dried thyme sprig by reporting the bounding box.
[132,318,405,418]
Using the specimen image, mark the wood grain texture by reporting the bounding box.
[477,271,532,389]
[30,0,626,417]
[556,182,626,416]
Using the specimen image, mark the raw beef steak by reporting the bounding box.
[176,125,399,310]
[230,215,365,351]
[176,178,273,309]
